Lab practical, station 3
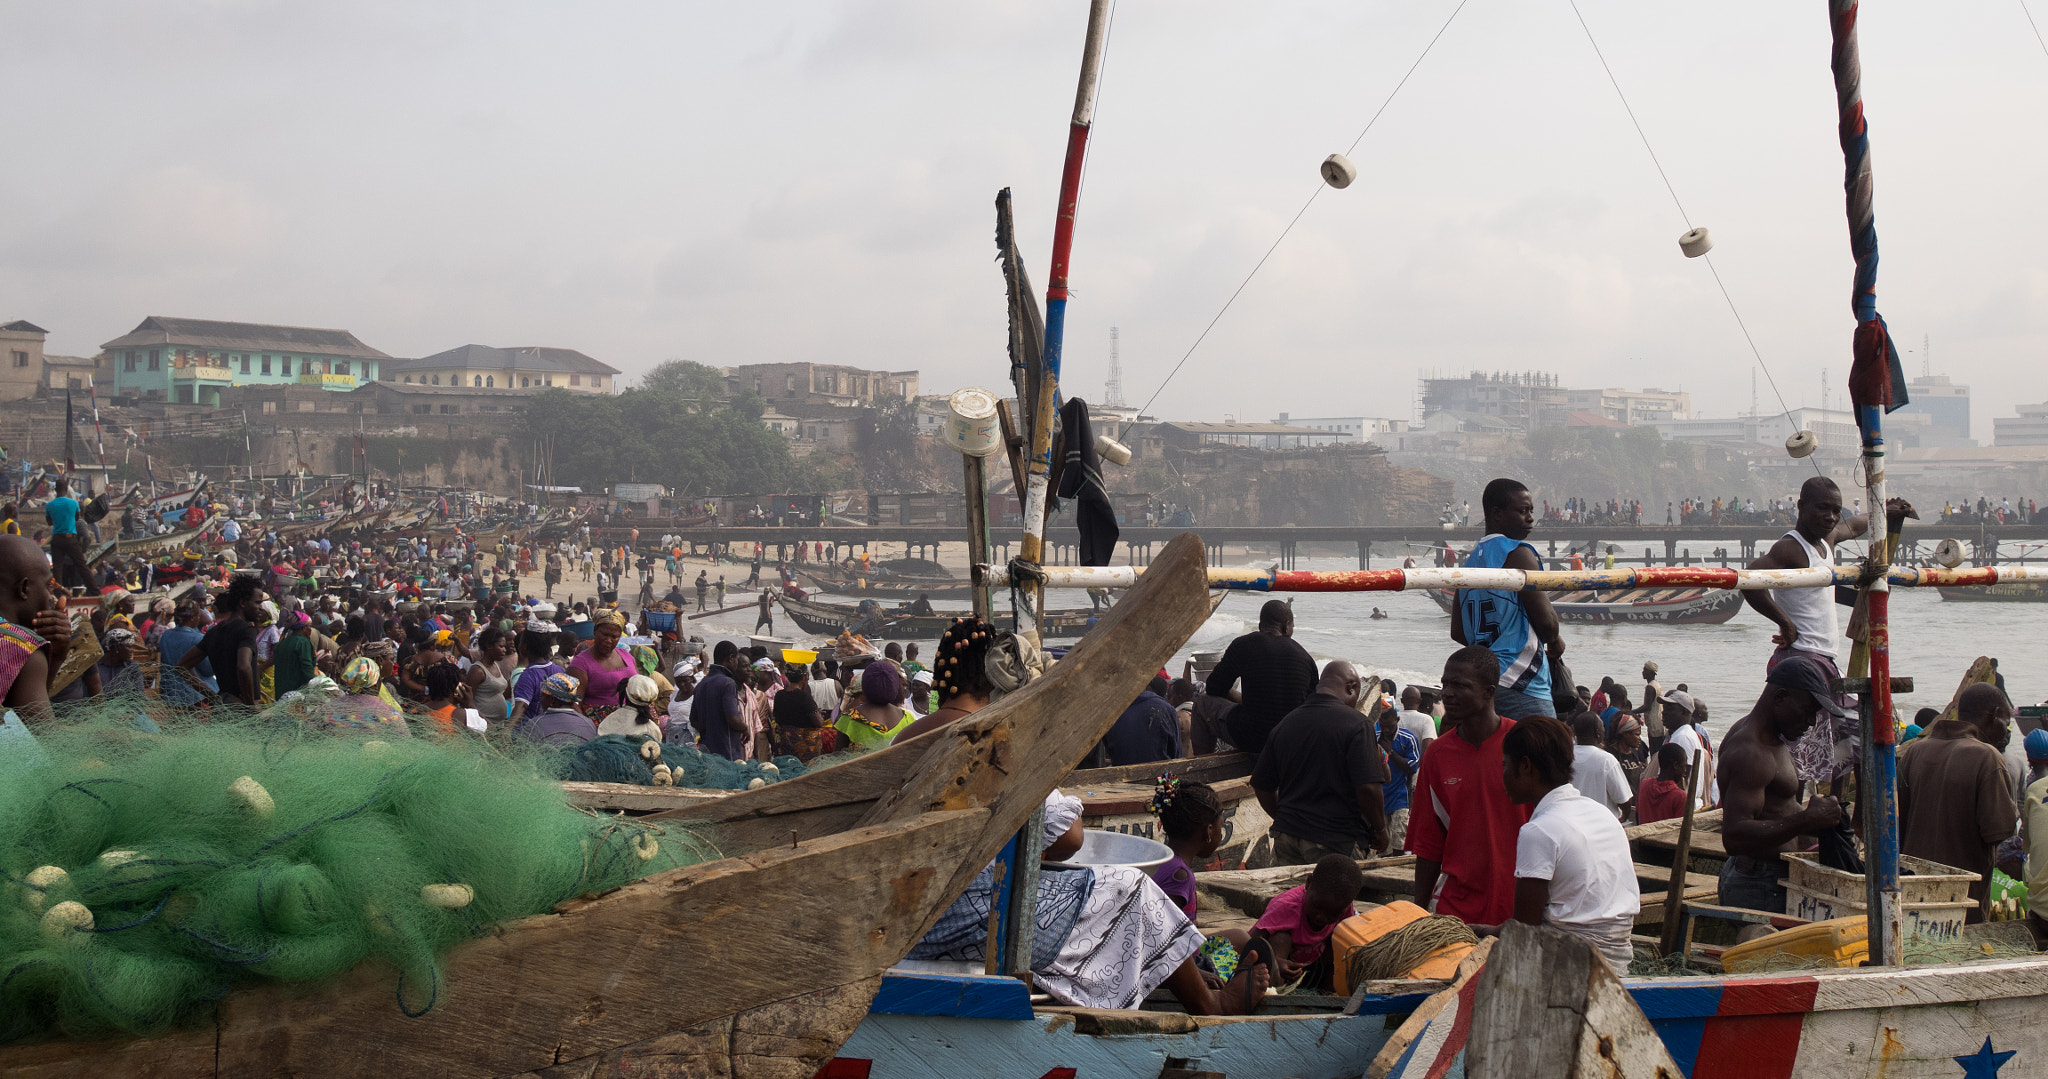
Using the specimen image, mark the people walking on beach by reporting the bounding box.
[1449,477,1563,720]
[695,570,709,611]
[754,589,774,633]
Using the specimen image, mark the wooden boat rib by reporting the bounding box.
[1426,585,1741,625]
[0,532,1216,1078]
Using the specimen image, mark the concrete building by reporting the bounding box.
[1558,386,1690,424]
[1994,402,2048,447]
[354,381,534,416]
[382,344,618,393]
[42,355,96,393]
[0,321,51,401]
[100,316,391,406]
[1160,421,1349,450]
[1272,414,1409,443]
[725,363,917,409]
[1649,407,1861,456]
[1895,374,1974,446]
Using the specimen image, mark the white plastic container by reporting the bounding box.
[945,388,1002,458]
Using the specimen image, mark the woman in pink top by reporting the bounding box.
[569,613,635,711]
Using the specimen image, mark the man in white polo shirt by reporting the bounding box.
[1489,715,1640,975]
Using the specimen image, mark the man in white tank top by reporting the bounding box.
[1740,477,1877,784]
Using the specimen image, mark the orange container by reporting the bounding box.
[1331,900,1475,995]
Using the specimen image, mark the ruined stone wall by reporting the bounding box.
[1103,443,1451,526]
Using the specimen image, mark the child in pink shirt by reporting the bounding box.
[1249,856,1362,990]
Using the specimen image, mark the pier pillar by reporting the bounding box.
[1664,539,1677,566]
[1358,540,1369,570]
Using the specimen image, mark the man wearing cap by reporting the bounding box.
[512,673,597,745]
[1900,683,2018,921]
[1660,690,1718,809]
[1715,653,1847,913]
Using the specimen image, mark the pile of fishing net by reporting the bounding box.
[0,700,720,1043]
[556,734,809,789]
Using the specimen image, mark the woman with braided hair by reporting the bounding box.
[1150,775,1224,923]
[893,617,997,744]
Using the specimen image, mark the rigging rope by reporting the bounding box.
[2024,0,2048,62]
[1565,0,1820,477]
[1125,0,1473,430]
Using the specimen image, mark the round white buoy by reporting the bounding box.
[633,833,661,862]
[421,883,475,909]
[1785,430,1818,458]
[1679,227,1714,258]
[1933,538,1966,569]
[42,900,94,941]
[1095,434,1132,466]
[759,762,779,775]
[24,865,68,911]
[638,738,661,762]
[1321,153,1358,189]
[747,777,766,790]
[944,388,1002,458]
[229,775,276,817]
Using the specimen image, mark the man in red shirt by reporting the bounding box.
[1635,743,1692,826]
[1409,645,1532,925]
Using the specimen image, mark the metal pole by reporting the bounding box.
[1828,0,1901,966]
[1017,0,1112,644]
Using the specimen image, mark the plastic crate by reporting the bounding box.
[1782,883,1975,943]
[644,610,678,633]
[1783,851,1976,907]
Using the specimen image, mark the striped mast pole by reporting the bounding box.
[1829,0,1903,966]
[1017,0,1112,643]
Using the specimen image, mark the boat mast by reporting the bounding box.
[1017,0,1111,642]
[1827,0,1903,967]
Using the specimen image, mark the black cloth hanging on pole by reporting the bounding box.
[1056,397,1118,566]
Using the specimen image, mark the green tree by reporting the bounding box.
[518,387,809,497]
[637,359,728,406]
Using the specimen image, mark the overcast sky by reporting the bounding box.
[5,1,2045,439]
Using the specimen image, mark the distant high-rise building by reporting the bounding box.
[1894,374,1973,446]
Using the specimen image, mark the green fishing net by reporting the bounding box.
[0,694,721,1043]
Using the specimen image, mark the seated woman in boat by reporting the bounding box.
[1247,856,1364,991]
[892,617,999,743]
[908,788,1270,1015]
[1482,715,1639,975]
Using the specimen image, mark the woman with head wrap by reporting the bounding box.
[833,658,913,750]
[597,674,665,739]
[514,671,597,745]
[320,656,408,734]
[568,609,635,713]
[141,597,177,652]
[94,627,146,696]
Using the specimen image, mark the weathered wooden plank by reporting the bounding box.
[1066,750,1255,788]
[1467,922,1679,1079]
[512,976,882,1079]
[1366,937,1495,1079]
[559,781,733,814]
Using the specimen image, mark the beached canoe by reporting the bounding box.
[1937,581,2048,602]
[0,535,1217,1078]
[1426,586,1743,625]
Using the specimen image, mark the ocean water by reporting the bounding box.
[1171,553,2040,742]
[690,547,2039,745]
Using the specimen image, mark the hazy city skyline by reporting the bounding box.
[5,1,2045,440]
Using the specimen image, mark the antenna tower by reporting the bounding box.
[1923,333,1931,378]
[1104,325,1126,407]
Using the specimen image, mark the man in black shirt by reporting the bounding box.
[1251,659,1388,865]
[1207,600,1318,755]
[179,576,264,706]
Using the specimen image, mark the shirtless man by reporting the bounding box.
[1715,652,1847,912]
[1742,477,1910,782]
[0,535,74,727]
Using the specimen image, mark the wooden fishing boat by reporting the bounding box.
[778,590,1226,641]
[86,516,218,565]
[798,568,976,601]
[0,533,1216,1079]
[1937,580,2048,602]
[1425,585,1742,625]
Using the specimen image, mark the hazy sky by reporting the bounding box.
[5,1,2046,439]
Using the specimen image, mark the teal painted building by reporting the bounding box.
[99,316,390,406]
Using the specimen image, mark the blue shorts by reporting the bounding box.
[1494,684,1556,720]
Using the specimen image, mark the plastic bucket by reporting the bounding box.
[945,388,1001,457]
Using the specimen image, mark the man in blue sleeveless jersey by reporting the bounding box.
[1450,478,1563,720]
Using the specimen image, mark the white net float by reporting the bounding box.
[1321,153,1358,189]
[1933,538,1965,569]
[1095,434,1132,466]
[1679,227,1714,258]
[1785,430,1818,458]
